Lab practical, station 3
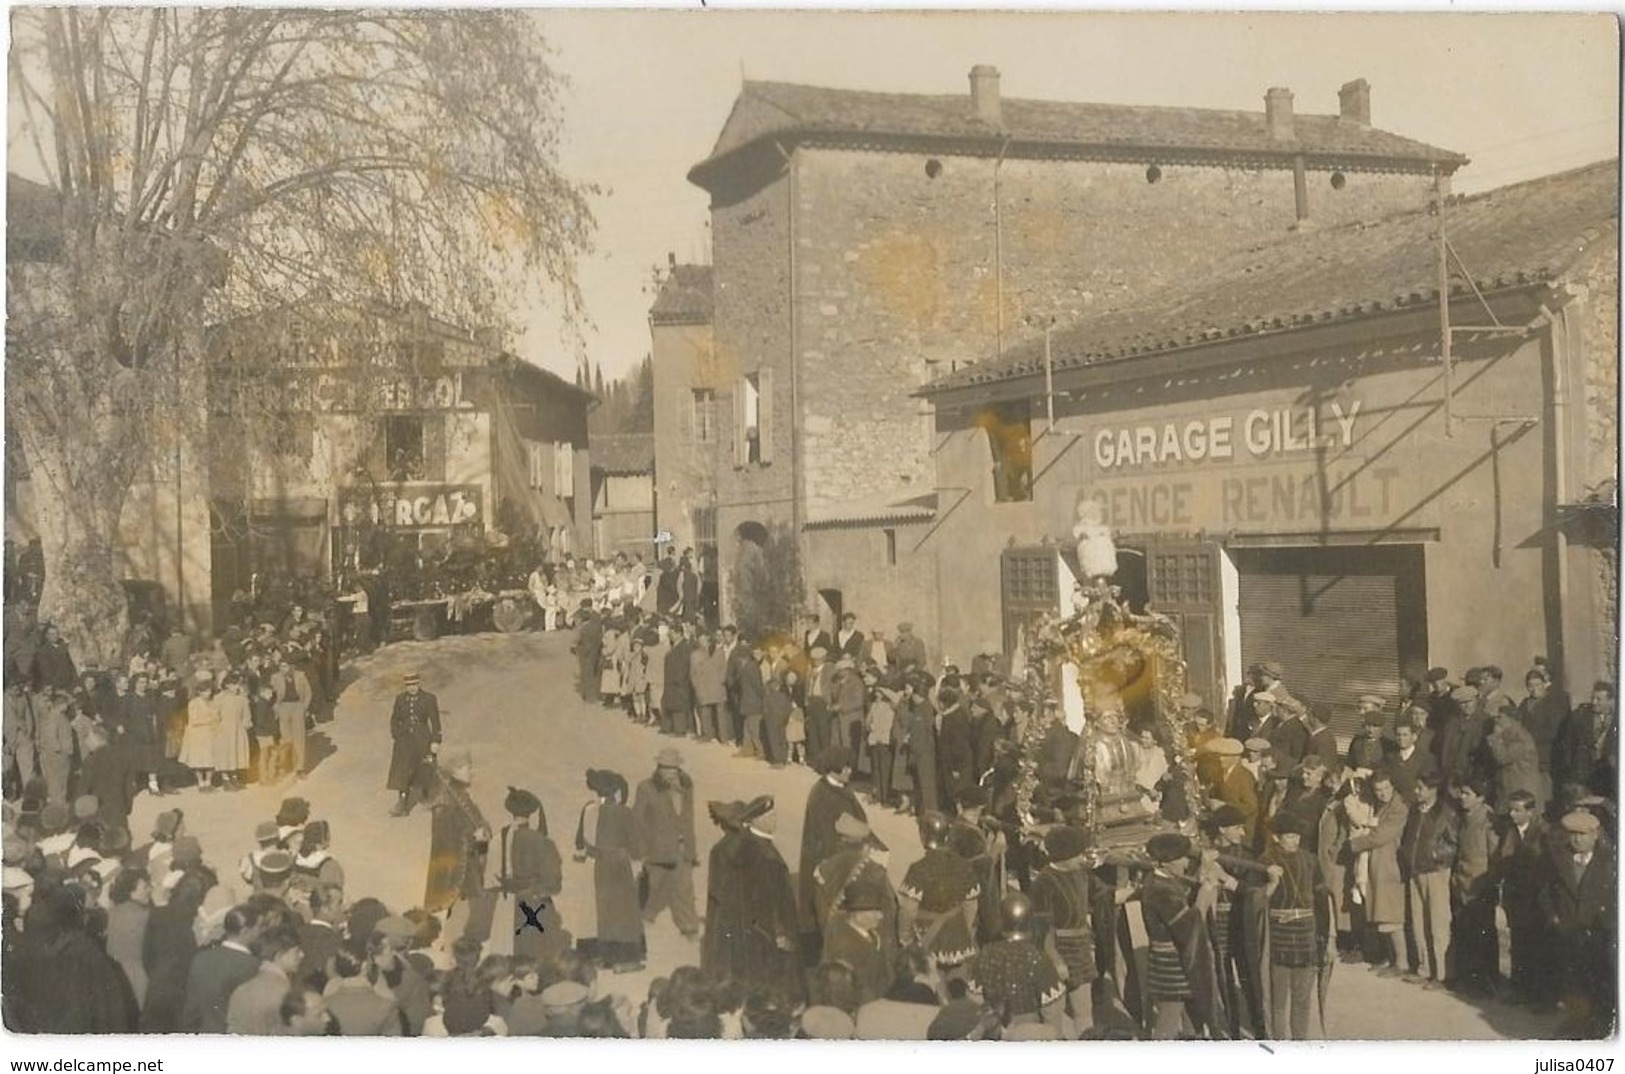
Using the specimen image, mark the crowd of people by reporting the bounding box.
[2,552,1617,1040]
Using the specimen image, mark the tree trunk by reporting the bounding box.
[16,410,134,670]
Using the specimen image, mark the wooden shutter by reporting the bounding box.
[733,380,747,467]
[756,368,774,465]
[1145,539,1226,714]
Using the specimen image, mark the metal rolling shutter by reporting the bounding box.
[1235,547,1421,745]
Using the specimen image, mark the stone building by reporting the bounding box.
[591,433,656,560]
[648,261,717,565]
[686,66,1464,645]
[919,160,1618,736]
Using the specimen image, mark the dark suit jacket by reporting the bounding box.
[633,772,696,866]
[1493,817,1550,929]
[734,658,766,718]
[834,629,866,661]
[1380,742,1440,801]
[1555,705,1618,798]
[180,942,261,1033]
[1539,840,1616,935]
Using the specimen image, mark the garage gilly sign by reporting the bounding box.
[340,484,482,529]
[1078,399,1412,532]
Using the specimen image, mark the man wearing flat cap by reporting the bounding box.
[703,796,802,998]
[1539,810,1616,1036]
[1229,661,1287,743]
[387,672,441,818]
[633,748,700,941]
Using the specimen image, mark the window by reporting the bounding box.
[979,404,1034,503]
[554,441,575,499]
[884,528,898,566]
[385,416,425,481]
[733,369,774,467]
[692,389,716,444]
[526,440,549,491]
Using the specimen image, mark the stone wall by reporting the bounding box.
[803,520,940,661]
[651,320,719,550]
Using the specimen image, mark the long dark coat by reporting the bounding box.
[797,777,866,931]
[12,926,137,1033]
[424,778,489,914]
[574,614,603,703]
[139,900,199,1032]
[500,825,569,963]
[702,828,802,997]
[386,689,442,792]
[591,801,644,948]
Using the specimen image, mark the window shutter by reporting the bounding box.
[424,416,447,481]
[756,367,774,465]
[556,442,575,498]
[370,419,389,481]
[733,381,747,467]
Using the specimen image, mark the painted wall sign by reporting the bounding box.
[1092,401,1362,470]
[339,484,483,529]
[1082,461,1408,533]
[217,371,477,415]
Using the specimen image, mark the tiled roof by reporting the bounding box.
[591,433,655,475]
[650,265,714,325]
[922,159,1618,396]
[805,490,938,529]
[690,80,1465,189]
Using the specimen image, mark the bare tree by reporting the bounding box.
[6,9,596,664]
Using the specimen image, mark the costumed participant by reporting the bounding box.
[1029,824,1106,1032]
[822,877,899,1007]
[898,812,980,979]
[1200,804,1269,1040]
[423,748,491,947]
[492,786,568,963]
[1142,831,1225,1039]
[577,769,645,972]
[797,745,866,963]
[812,814,896,953]
[1262,812,1330,1040]
[701,795,802,998]
[967,892,1069,1038]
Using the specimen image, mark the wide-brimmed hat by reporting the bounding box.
[1209,804,1248,830]
[504,787,541,817]
[1044,825,1089,863]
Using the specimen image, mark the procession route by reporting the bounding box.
[121,630,1564,1041]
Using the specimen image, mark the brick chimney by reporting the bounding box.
[1265,87,1295,141]
[1339,78,1371,127]
[970,64,1002,126]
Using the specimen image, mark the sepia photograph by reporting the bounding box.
[1,5,1619,1052]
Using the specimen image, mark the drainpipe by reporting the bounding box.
[774,140,807,616]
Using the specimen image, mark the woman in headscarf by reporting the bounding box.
[577,769,644,973]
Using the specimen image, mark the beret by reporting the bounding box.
[257,850,293,876]
[276,798,311,827]
[1561,811,1602,834]
[1272,812,1310,837]
[153,810,184,840]
[1210,804,1248,829]
[841,878,890,913]
[172,836,203,866]
[1044,825,1089,863]
[1146,832,1193,863]
[927,1000,984,1041]
[540,980,590,1009]
[801,1005,856,1040]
